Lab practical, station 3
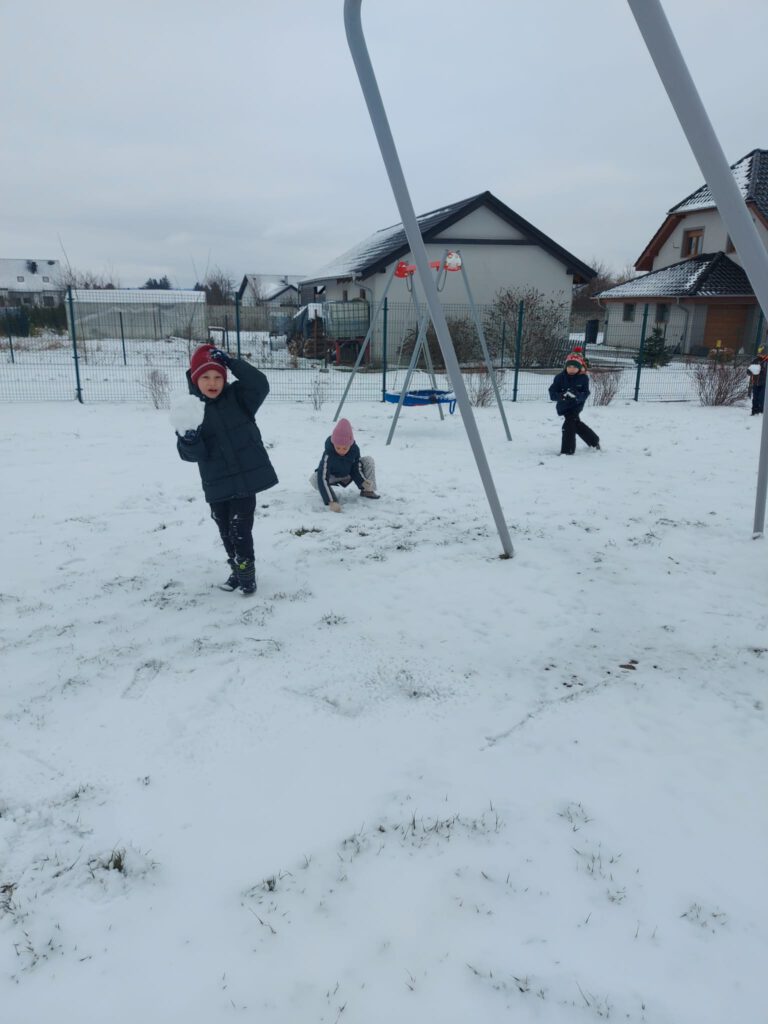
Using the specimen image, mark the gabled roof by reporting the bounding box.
[598,253,754,301]
[301,192,595,284]
[238,274,303,301]
[636,149,768,270]
[669,149,768,218]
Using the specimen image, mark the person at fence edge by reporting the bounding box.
[747,346,768,415]
[174,344,278,594]
[310,418,380,511]
[548,346,601,455]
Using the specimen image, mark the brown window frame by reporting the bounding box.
[682,228,704,258]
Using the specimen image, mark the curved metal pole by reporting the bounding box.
[344,0,513,557]
[627,0,768,536]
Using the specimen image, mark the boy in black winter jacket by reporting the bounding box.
[310,418,379,512]
[548,348,600,455]
[174,344,278,593]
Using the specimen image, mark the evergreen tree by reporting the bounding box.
[636,326,671,367]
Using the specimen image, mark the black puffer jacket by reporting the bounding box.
[549,370,590,416]
[176,358,278,502]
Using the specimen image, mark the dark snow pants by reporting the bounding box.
[209,496,256,562]
[752,384,765,414]
[561,413,600,455]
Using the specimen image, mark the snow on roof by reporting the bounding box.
[242,275,303,300]
[669,149,768,218]
[0,258,61,292]
[598,253,754,300]
[301,199,482,282]
[71,289,206,304]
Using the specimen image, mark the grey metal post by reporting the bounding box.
[385,306,434,446]
[458,255,511,440]
[407,277,445,420]
[626,0,768,536]
[344,0,513,556]
[334,262,399,421]
[235,294,242,358]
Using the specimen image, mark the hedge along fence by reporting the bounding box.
[0,288,754,405]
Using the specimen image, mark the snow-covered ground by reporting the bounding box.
[1,394,766,1024]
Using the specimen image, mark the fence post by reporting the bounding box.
[5,313,15,363]
[633,303,649,402]
[381,296,388,401]
[500,319,506,369]
[512,300,524,402]
[753,309,764,355]
[119,311,127,365]
[224,314,229,351]
[235,295,242,358]
[66,286,84,404]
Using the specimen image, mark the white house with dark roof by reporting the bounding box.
[598,149,768,354]
[237,274,303,306]
[299,192,595,310]
[0,258,62,307]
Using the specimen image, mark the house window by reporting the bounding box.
[17,276,24,282]
[359,289,366,300]
[42,275,50,282]
[342,289,348,302]
[725,236,735,254]
[682,228,703,257]
[43,295,56,307]
[656,303,669,324]
[622,303,636,322]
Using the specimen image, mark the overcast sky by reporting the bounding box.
[3,0,766,288]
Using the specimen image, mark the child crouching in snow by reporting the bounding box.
[310,418,379,512]
[171,344,278,594]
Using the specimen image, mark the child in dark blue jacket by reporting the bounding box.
[548,348,600,455]
[310,418,380,512]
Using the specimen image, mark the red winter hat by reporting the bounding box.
[190,344,227,385]
[331,418,354,447]
[565,346,586,370]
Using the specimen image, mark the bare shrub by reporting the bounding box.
[142,367,170,409]
[465,367,504,407]
[400,316,478,368]
[487,287,569,366]
[310,373,327,410]
[689,360,748,406]
[590,367,622,406]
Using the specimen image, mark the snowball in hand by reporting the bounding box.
[169,393,205,433]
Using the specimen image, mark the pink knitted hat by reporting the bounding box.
[331,418,354,447]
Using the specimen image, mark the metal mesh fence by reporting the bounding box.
[0,289,758,406]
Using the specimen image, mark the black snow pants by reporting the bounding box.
[561,413,600,455]
[209,495,256,562]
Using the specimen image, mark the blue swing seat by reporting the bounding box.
[384,388,457,414]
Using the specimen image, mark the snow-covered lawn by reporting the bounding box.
[1,395,766,1023]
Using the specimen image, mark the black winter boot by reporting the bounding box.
[219,558,239,592]
[236,558,257,595]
